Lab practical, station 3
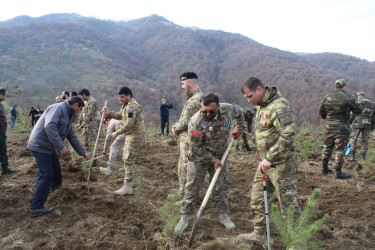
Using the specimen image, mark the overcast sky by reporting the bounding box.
[1,0,375,62]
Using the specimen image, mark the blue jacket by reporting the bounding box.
[159,103,173,116]
[27,100,85,155]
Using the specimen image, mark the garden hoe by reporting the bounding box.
[188,137,235,248]
[87,101,107,185]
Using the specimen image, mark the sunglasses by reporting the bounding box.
[201,110,216,115]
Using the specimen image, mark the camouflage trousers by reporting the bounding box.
[251,159,300,233]
[177,140,189,195]
[82,124,98,152]
[322,126,349,170]
[350,128,371,154]
[122,135,144,183]
[180,160,229,216]
[107,134,125,169]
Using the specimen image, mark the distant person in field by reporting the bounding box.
[159,98,173,136]
[348,92,375,161]
[27,96,90,217]
[35,106,43,122]
[174,93,244,234]
[9,104,17,129]
[102,86,145,195]
[75,88,98,152]
[28,107,38,127]
[319,79,361,179]
[172,72,203,198]
[61,91,70,100]
[237,77,301,246]
[99,115,126,176]
[0,88,17,176]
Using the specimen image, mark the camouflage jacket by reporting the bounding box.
[188,103,245,164]
[351,98,375,129]
[109,97,145,138]
[319,88,361,126]
[78,96,98,128]
[174,88,203,133]
[254,87,297,165]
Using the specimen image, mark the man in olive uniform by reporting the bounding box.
[237,77,301,246]
[104,86,145,195]
[349,92,375,161]
[75,89,98,152]
[174,93,244,234]
[172,72,203,197]
[319,79,361,179]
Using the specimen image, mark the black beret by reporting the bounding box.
[180,72,198,80]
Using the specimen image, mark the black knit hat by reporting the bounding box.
[180,72,198,80]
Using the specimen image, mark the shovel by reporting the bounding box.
[188,137,235,248]
[87,101,107,184]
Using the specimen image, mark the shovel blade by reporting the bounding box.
[188,211,203,248]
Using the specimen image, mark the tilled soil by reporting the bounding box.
[1,129,375,249]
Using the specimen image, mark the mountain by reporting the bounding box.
[1,13,374,128]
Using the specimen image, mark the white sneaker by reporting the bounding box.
[114,184,133,195]
[99,166,113,176]
[219,214,235,229]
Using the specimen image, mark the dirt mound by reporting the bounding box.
[1,129,375,249]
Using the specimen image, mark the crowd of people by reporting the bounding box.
[0,72,374,248]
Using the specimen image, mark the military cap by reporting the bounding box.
[335,79,346,88]
[180,72,198,80]
[357,92,366,97]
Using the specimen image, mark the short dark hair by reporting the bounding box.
[118,86,132,97]
[79,88,90,96]
[68,96,85,107]
[200,92,219,106]
[241,77,264,93]
[70,91,78,97]
[13,104,17,107]
[0,88,7,96]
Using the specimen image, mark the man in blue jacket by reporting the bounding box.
[27,96,90,217]
[159,98,173,135]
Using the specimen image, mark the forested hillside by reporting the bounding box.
[1,13,374,128]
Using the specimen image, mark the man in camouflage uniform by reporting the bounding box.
[99,115,125,176]
[104,86,145,195]
[237,77,301,246]
[174,93,244,234]
[236,107,256,152]
[349,92,375,161]
[172,72,203,197]
[75,89,98,152]
[319,79,361,179]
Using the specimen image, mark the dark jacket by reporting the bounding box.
[10,106,17,117]
[159,103,173,116]
[0,102,7,132]
[27,100,85,155]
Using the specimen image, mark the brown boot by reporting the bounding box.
[238,231,267,245]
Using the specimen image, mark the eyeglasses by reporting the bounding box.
[201,110,216,115]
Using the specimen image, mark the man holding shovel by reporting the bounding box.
[28,97,90,217]
[174,92,244,234]
[237,77,301,246]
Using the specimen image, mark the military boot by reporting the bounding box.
[238,231,267,245]
[174,214,190,234]
[1,165,17,175]
[245,143,254,152]
[114,181,133,195]
[335,170,352,179]
[99,166,114,176]
[360,152,367,161]
[348,150,356,162]
[322,164,333,175]
[219,214,235,229]
[30,207,56,218]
